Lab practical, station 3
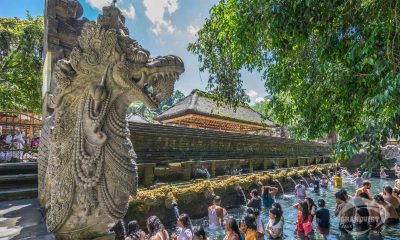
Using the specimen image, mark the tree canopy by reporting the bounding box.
[0,15,44,114]
[127,90,186,122]
[188,0,400,165]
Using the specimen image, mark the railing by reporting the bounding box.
[0,149,38,163]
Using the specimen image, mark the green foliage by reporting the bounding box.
[188,0,400,163]
[0,14,44,114]
[127,90,186,122]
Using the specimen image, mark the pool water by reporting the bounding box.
[191,177,400,240]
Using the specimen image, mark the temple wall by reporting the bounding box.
[129,122,332,185]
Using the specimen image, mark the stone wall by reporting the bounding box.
[130,122,331,185]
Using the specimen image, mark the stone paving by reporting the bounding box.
[0,198,54,240]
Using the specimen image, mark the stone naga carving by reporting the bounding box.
[38,5,184,239]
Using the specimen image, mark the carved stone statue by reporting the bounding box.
[38,4,184,239]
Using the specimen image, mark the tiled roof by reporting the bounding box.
[157,89,277,127]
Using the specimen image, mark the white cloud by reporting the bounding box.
[187,25,200,35]
[143,0,179,35]
[255,97,264,103]
[86,0,112,10]
[120,4,136,20]
[246,89,258,98]
[86,0,135,20]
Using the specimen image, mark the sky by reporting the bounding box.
[0,0,266,104]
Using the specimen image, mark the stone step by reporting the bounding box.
[0,188,38,201]
[0,173,38,184]
[0,162,37,175]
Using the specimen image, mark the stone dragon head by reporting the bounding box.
[38,5,184,239]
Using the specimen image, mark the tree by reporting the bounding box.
[127,90,186,122]
[0,15,44,114]
[188,0,400,166]
[155,90,185,113]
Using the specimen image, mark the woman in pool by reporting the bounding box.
[295,180,307,200]
[125,221,145,240]
[223,217,241,240]
[172,213,193,240]
[293,202,313,239]
[305,197,317,221]
[320,175,330,189]
[261,184,278,209]
[380,166,389,179]
[265,208,283,239]
[272,203,284,224]
[193,227,207,240]
[246,207,263,233]
[239,214,258,240]
[147,216,170,240]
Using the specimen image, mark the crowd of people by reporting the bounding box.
[111,165,400,240]
[0,127,39,162]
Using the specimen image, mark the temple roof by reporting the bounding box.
[157,90,277,130]
[126,113,150,123]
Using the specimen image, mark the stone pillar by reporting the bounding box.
[211,161,216,177]
[287,157,297,167]
[263,158,274,170]
[142,163,155,186]
[277,158,286,168]
[181,162,194,181]
[248,159,254,172]
[298,157,306,166]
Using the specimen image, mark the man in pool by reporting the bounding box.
[208,195,227,229]
[335,190,355,232]
[382,186,400,213]
[355,181,372,200]
[374,194,399,225]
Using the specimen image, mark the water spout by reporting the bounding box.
[224,167,243,175]
[235,185,247,206]
[288,177,297,186]
[273,179,289,199]
[193,166,211,179]
[300,176,310,188]
[273,160,279,170]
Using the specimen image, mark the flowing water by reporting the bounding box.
[191,177,400,240]
[300,175,311,188]
[289,176,298,186]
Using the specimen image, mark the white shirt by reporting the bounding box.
[177,228,192,240]
[266,218,283,238]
